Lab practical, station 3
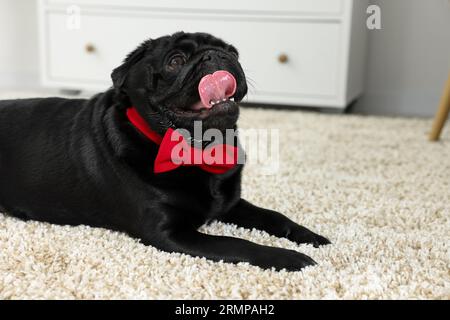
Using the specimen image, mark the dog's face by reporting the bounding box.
[112,32,247,136]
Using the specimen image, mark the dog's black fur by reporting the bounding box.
[0,32,329,271]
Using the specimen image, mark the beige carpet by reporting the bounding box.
[0,91,449,299]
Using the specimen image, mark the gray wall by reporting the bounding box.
[354,0,450,117]
[0,0,39,87]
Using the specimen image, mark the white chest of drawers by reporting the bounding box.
[38,0,368,109]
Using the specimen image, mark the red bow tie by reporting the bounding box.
[126,107,239,174]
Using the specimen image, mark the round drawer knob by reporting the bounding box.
[85,43,96,53]
[278,53,288,64]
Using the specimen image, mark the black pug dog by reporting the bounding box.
[0,32,329,271]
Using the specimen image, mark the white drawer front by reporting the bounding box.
[226,23,341,98]
[46,13,146,83]
[46,0,343,16]
[45,13,340,98]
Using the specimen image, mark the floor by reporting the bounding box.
[0,90,449,299]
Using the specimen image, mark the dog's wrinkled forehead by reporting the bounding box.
[153,32,238,57]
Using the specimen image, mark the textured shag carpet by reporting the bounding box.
[0,91,449,299]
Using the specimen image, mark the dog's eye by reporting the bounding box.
[167,54,186,71]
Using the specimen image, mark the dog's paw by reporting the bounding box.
[287,225,331,248]
[251,248,317,271]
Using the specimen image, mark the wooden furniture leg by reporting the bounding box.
[429,73,450,141]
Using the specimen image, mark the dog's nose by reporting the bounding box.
[201,50,227,63]
[202,52,213,62]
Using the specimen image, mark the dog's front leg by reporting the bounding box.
[218,199,331,247]
[148,229,316,271]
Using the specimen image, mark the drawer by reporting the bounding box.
[45,13,341,98]
[46,0,343,16]
[46,13,146,83]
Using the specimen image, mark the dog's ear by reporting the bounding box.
[111,40,150,90]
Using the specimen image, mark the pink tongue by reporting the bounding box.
[197,70,237,109]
